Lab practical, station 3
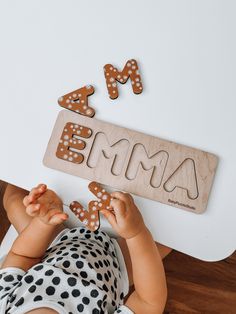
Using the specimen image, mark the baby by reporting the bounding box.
[0,183,171,314]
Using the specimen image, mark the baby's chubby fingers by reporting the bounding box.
[110,198,127,218]
[26,202,50,218]
[111,191,133,206]
[100,209,117,229]
[23,184,47,207]
[104,190,145,239]
[26,203,41,217]
[46,211,68,226]
[30,184,47,202]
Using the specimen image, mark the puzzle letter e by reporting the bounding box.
[43,110,218,213]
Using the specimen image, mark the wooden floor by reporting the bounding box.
[0,181,10,243]
[0,180,235,313]
[163,250,236,313]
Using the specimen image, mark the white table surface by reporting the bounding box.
[0,0,235,261]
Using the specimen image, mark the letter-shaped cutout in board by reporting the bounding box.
[43,110,218,214]
[104,59,143,99]
[58,85,95,117]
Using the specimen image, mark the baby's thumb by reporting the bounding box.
[100,210,117,229]
[49,213,68,225]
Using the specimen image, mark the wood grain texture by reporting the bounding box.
[163,250,236,314]
[0,180,10,244]
[43,110,218,213]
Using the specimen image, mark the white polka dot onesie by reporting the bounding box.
[0,227,133,313]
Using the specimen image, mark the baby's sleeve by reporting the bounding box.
[114,305,134,313]
[0,267,25,311]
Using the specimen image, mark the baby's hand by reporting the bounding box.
[100,192,146,239]
[23,184,68,226]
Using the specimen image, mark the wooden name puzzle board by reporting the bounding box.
[43,110,218,213]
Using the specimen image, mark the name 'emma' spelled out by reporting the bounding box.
[43,110,218,214]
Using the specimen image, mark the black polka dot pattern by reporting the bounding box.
[61,291,69,299]
[91,289,99,298]
[52,277,60,285]
[35,278,43,286]
[15,297,24,307]
[34,295,42,302]
[28,285,36,293]
[3,275,14,282]
[24,275,34,284]
[46,286,55,296]
[72,289,80,297]
[0,227,128,313]
[77,303,84,312]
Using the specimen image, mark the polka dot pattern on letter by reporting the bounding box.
[69,200,100,232]
[56,122,92,164]
[88,181,112,211]
[104,59,143,99]
[58,85,95,117]
[69,181,112,231]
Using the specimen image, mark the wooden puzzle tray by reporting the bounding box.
[43,110,218,213]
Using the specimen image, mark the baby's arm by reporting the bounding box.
[1,184,68,271]
[101,193,167,314]
[125,227,167,313]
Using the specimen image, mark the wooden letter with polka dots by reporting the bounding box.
[88,181,112,211]
[69,201,100,232]
[69,182,112,231]
[104,59,143,99]
[56,122,92,164]
[58,85,95,117]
